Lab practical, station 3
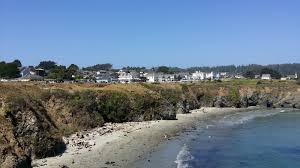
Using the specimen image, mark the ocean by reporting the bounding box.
[132,109,300,168]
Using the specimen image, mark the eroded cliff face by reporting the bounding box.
[0,81,299,167]
[212,86,300,108]
[0,95,64,168]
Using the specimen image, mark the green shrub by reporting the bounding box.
[68,90,104,128]
[228,87,241,107]
[97,91,131,123]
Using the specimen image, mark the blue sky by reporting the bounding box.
[0,0,300,68]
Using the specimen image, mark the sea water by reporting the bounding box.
[133,109,300,168]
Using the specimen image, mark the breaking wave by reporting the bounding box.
[175,144,194,168]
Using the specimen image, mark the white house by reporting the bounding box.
[219,72,229,79]
[144,73,159,83]
[192,71,206,80]
[206,72,219,80]
[261,74,271,80]
[286,73,298,80]
[157,74,175,83]
[234,75,244,79]
[191,71,220,80]
[117,70,140,83]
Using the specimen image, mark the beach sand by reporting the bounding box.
[32,107,256,168]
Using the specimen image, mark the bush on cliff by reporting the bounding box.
[228,87,241,107]
[97,91,132,122]
[68,90,105,128]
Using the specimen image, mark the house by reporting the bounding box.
[163,74,175,82]
[35,68,46,77]
[96,76,112,83]
[94,70,118,83]
[117,70,140,83]
[18,74,44,82]
[175,72,192,81]
[19,67,44,81]
[281,77,287,81]
[81,71,95,79]
[20,67,35,77]
[286,73,298,80]
[261,74,271,80]
[206,72,220,80]
[234,74,244,79]
[95,70,111,83]
[144,73,159,83]
[192,71,206,80]
[157,74,175,83]
[96,70,107,76]
[219,72,229,78]
[191,71,221,81]
[254,75,261,79]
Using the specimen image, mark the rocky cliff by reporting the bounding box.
[0,80,299,167]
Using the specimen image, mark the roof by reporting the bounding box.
[35,68,45,71]
[20,74,44,80]
[261,74,271,77]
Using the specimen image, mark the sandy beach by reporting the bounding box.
[32,107,257,168]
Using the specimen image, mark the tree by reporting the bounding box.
[260,68,281,79]
[36,61,57,70]
[186,63,300,76]
[122,66,146,72]
[83,63,112,71]
[156,66,170,74]
[12,59,22,67]
[65,64,79,80]
[0,62,20,78]
[243,71,255,79]
[67,64,79,71]
[47,65,66,80]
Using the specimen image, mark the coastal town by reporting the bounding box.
[0,60,299,84]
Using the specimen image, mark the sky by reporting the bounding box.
[0,0,300,68]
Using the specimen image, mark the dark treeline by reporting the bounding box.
[0,60,22,78]
[188,63,300,75]
[82,63,113,71]
[122,64,300,76]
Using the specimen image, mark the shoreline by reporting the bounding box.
[32,107,259,168]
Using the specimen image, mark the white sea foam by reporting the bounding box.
[217,110,281,126]
[175,144,194,168]
[206,124,214,129]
